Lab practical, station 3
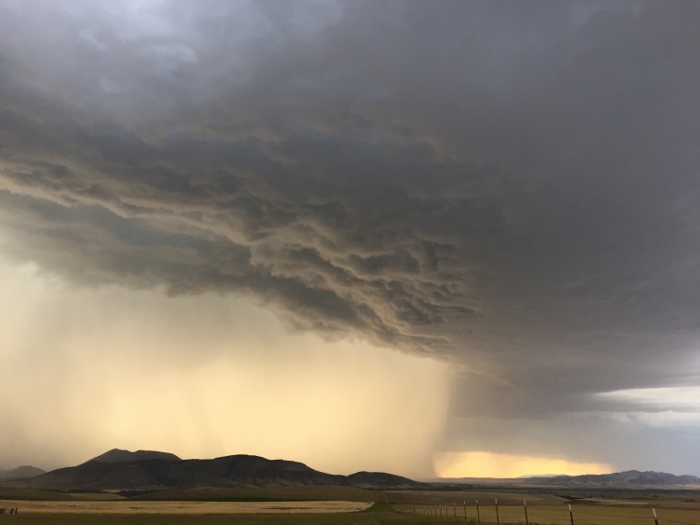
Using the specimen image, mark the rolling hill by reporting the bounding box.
[436,470,700,489]
[4,449,425,492]
[0,466,45,481]
[520,470,700,488]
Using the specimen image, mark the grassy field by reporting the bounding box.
[385,490,567,506]
[397,500,700,524]
[5,504,700,525]
[0,499,369,515]
[0,516,381,525]
[130,485,378,502]
[2,488,700,525]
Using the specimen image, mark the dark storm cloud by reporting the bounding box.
[1,0,700,426]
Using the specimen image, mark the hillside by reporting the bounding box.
[436,470,700,489]
[4,450,425,492]
[0,466,45,481]
[520,470,700,488]
[89,449,181,463]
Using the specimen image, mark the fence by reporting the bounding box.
[406,499,700,525]
[0,508,17,516]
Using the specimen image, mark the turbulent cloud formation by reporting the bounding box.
[1,0,700,475]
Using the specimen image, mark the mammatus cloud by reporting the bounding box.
[1,1,700,474]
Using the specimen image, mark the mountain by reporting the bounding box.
[520,470,700,488]
[89,449,181,463]
[4,450,425,492]
[347,471,421,489]
[433,470,700,490]
[0,466,46,481]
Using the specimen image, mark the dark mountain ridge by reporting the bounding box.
[4,450,424,492]
[7,450,698,493]
[89,448,181,463]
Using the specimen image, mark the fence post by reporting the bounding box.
[653,507,659,525]
[523,500,529,525]
[464,500,467,521]
[476,499,481,525]
[495,499,500,525]
[569,503,575,525]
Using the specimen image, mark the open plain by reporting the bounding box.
[0,499,370,515]
[2,487,700,525]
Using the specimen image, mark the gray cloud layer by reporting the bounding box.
[1,0,700,470]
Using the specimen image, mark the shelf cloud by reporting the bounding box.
[1,0,699,476]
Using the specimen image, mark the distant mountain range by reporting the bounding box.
[518,470,700,488]
[3,449,425,492]
[4,450,700,493]
[439,470,700,489]
[0,465,46,481]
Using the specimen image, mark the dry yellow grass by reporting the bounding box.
[386,489,567,506]
[401,502,700,525]
[0,499,370,515]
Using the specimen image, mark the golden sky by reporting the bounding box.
[0,260,449,476]
[435,451,612,479]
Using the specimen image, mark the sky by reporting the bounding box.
[0,0,699,479]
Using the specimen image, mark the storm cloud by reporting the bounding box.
[1,0,699,475]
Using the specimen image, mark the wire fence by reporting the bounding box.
[402,500,700,525]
